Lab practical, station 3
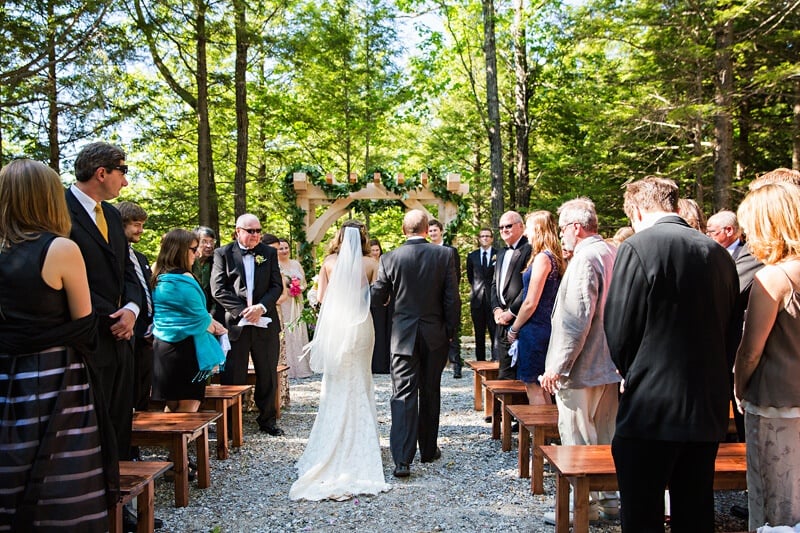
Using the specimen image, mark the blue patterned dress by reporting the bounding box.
[516,251,561,383]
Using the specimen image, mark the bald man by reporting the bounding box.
[211,214,285,436]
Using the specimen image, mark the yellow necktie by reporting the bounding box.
[95,203,108,242]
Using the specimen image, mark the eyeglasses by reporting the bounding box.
[200,239,216,246]
[189,246,198,253]
[479,234,493,239]
[498,223,517,231]
[559,222,576,233]
[237,227,262,235]
[706,228,724,236]
[106,165,128,175]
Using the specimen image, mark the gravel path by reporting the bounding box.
[144,342,749,533]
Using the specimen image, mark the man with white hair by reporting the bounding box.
[211,214,285,436]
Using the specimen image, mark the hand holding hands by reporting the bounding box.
[110,308,135,340]
[240,304,265,323]
[539,371,560,395]
[208,318,227,335]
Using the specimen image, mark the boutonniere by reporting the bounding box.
[254,255,266,265]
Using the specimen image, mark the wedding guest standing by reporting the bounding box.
[507,211,564,405]
[193,226,221,318]
[735,182,800,531]
[261,233,290,407]
[466,228,497,361]
[212,214,285,436]
[0,159,111,531]
[276,237,312,378]
[369,238,392,374]
[151,229,226,413]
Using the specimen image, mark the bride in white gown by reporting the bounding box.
[289,224,391,501]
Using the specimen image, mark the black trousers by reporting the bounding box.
[389,335,448,465]
[612,434,719,533]
[470,301,495,361]
[493,324,516,380]
[90,333,134,460]
[132,334,153,412]
[221,326,280,429]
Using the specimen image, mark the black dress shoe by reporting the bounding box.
[421,448,442,463]
[484,415,492,423]
[123,506,163,531]
[453,369,462,379]
[511,421,519,433]
[730,504,749,519]
[260,425,284,436]
[393,463,410,478]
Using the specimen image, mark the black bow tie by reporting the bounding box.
[241,248,254,256]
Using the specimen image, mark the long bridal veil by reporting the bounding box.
[303,226,370,374]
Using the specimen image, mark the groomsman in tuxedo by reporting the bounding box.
[211,214,284,436]
[372,210,460,478]
[466,228,496,361]
[491,211,531,380]
[115,201,154,414]
[66,142,141,461]
[428,218,463,378]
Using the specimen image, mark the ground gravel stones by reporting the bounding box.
[144,340,749,532]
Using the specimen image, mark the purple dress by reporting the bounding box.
[516,251,560,383]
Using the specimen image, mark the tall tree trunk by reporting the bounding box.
[233,0,249,217]
[195,0,219,234]
[47,1,60,172]
[507,119,516,209]
[482,0,503,228]
[794,79,800,171]
[713,19,734,211]
[737,96,751,182]
[513,0,530,209]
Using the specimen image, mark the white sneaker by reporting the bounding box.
[543,502,600,525]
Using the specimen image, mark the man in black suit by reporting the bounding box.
[604,177,739,532]
[211,213,284,436]
[491,211,531,380]
[428,218,462,378]
[372,210,460,478]
[66,142,141,462]
[115,201,154,414]
[466,228,496,361]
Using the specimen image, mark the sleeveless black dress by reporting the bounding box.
[0,234,108,531]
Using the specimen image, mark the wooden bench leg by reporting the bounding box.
[572,477,590,533]
[214,399,229,460]
[197,426,211,489]
[136,481,154,533]
[531,428,545,494]
[490,392,500,440]
[555,473,571,533]
[172,436,189,507]
[501,397,513,451]
[518,423,530,479]
[483,381,493,420]
[110,504,124,533]
[231,396,244,447]
[473,371,482,411]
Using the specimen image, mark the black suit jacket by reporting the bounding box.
[66,189,141,351]
[210,242,283,342]
[604,215,739,442]
[372,238,460,356]
[131,249,153,338]
[467,247,496,308]
[490,236,532,316]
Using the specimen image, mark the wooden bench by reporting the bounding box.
[505,403,560,494]
[131,411,221,507]
[110,461,173,533]
[540,443,747,533]
[465,360,499,413]
[201,384,253,459]
[484,379,529,451]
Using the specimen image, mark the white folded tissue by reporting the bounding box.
[758,524,800,533]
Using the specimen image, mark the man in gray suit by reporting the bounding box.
[372,210,460,478]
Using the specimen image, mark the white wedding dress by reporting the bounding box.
[289,227,391,501]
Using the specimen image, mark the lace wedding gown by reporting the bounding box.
[289,311,391,501]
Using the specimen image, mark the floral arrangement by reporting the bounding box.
[287,276,302,300]
[287,275,319,338]
[254,254,266,266]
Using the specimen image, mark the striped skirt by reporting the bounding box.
[0,347,108,532]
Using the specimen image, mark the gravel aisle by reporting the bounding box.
[145,343,749,533]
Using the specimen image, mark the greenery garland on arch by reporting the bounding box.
[280,164,469,272]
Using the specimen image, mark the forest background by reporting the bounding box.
[2,0,799,327]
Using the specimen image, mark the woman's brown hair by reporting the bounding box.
[151,229,198,286]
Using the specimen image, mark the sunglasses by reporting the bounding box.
[498,223,517,231]
[189,246,199,253]
[106,165,128,174]
[238,227,262,235]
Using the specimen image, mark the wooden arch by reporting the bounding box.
[292,171,469,249]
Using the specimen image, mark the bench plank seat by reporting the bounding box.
[465,360,499,412]
[111,460,172,533]
[483,379,528,450]
[201,384,253,459]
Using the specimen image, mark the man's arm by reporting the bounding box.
[506,245,532,316]
[466,252,475,286]
[370,255,391,307]
[256,246,283,311]
[443,250,461,340]
[211,247,245,318]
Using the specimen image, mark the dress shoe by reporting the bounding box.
[421,448,442,463]
[393,463,410,478]
[453,367,462,379]
[260,425,284,436]
[484,415,492,423]
[730,504,749,519]
[511,421,519,433]
[123,506,164,531]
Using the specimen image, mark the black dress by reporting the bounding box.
[151,269,206,401]
[0,234,109,531]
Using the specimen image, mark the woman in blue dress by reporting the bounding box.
[507,211,565,404]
